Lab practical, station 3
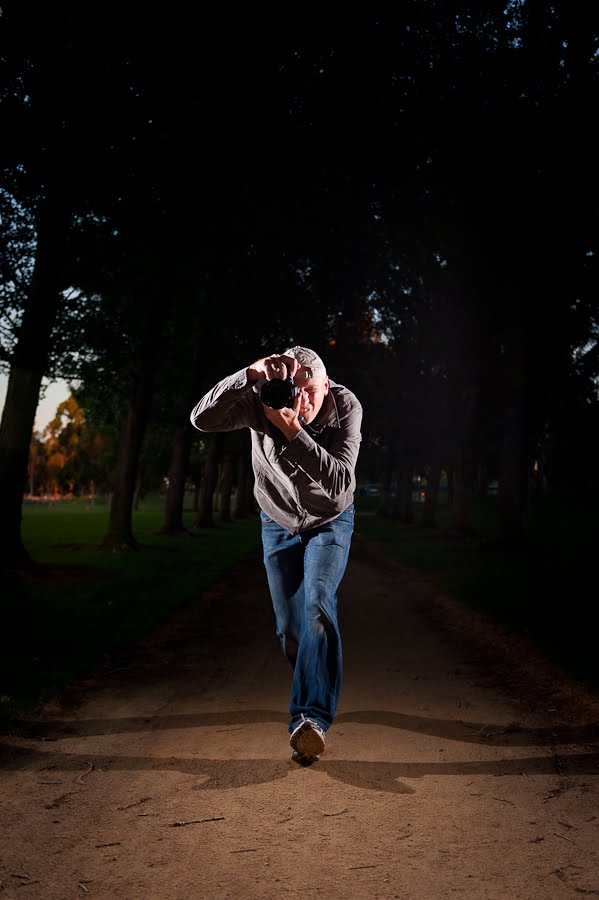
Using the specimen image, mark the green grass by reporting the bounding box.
[354,492,598,693]
[3,491,595,724]
[0,497,261,722]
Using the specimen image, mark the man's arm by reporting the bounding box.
[190,368,262,433]
[281,395,363,500]
[190,354,301,433]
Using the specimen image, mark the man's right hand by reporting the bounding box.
[247,354,300,384]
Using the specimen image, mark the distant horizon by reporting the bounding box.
[0,374,72,434]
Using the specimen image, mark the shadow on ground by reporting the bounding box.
[3,707,598,795]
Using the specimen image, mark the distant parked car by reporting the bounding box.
[357,483,381,496]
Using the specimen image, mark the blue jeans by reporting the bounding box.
[260,504,354,733]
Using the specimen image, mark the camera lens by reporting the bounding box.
[260,378,295,409]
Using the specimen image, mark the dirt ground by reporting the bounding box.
[1,532,599,900]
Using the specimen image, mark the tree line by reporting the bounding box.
[1,3,597,566]
[25,393,254,534]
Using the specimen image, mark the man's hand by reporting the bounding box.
[262,392,302,441]
[247,352,302,439]
[247,353,300,384]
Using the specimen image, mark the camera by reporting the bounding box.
[260,377,300,410]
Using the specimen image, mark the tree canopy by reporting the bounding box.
[1,2,598,561]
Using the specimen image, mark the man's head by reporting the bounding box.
[284,346,329,425]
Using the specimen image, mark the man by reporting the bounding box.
[190,346,362,765]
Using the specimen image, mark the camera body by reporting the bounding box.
[260,377,300,410]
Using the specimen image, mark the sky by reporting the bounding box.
[0,374,72,434]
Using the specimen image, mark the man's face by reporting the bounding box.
[293,368,329,424]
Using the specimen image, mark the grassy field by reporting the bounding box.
[1,497,261,722]
[354,491,598,693]
[2,490,595,724]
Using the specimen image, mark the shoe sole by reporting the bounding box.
[293,725,325,758]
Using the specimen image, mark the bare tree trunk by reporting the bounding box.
[498,326,526,545]
[101,388,150,550]
[132,473,143,512]
[160,423,194,535]
[235,447,251,518]
[101,307,164,551]
[376,446,394,517]
[192,476,201,512]
[451,381,479,535]
[193,433,223,529]
[392,461,413,523]
[452,451,474,534]
[213,469,223,514]
[218,450,236,523]
[160,343,204,535]
[499,411,526,544]
[421,461,441,528]
[474,462,488,497]
[0,187,69,569]
[446,464,455,506]
[244,465,256,517]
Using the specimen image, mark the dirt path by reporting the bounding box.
[1,534,599,899]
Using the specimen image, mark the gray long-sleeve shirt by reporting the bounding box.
[190,367,362,534]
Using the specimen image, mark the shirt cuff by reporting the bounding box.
[280,426,314,460]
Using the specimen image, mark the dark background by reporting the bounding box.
[0,5,597,699]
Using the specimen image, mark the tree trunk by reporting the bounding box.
[243,463,256,517]
[101,308,164,551]
[193,433,222,528]
[496,313,527,545]
[242,458,258,516]
[475,462,488,498]
[421,461,441,528]
[132,473,143,512]
[376,447,394,517]
[159,343,204,535]
[451,380,479,536]
[446,465,455,506]
[452,451,474,535]
[235,447,251,518]
[159,422,194,535]
[0,188,69,569]
[213,470,222,514]
[192,476,201,512]
[392,461,413,523]
[498,410,526,544]
[498,359,526,544]
[218,451,236,523]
